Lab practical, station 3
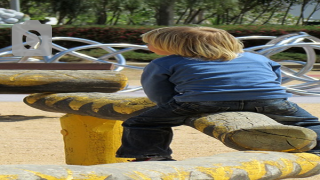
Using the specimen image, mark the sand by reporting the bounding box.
[0,102,320,180]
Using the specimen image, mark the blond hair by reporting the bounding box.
[142,26,244,61]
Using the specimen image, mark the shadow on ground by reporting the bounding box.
[0,115,57,122]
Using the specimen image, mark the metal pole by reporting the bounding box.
[10,0,20,12]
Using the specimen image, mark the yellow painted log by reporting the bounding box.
[60,114,132,165]
[23,93,154,118]
[185,112,317,152]
[0,151,320,179]
[0,70,127,93]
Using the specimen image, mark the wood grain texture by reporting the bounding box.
[0,70,127,93]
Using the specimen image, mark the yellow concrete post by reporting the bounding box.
[60,114,132,165]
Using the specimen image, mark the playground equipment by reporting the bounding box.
[1,32,320,179]
[0,88,319,179]
[1,32,320,94]
[0,74,318,179]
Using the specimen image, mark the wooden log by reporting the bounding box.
[185,112,317,152]
[0,70,127,93]
[24,93,317,153]
[24,93,153,117]
[0,151,320,179]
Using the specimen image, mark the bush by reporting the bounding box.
[1,25,320,49]
[1,25,319,63]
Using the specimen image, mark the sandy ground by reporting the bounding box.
[1,66,320,180]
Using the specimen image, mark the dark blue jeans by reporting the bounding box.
[116,99,320,158]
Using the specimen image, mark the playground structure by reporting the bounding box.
[1,32,320,179]
[0,72,319,179]
[0,32,320,94]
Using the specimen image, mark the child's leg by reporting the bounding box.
[116,101,188,158]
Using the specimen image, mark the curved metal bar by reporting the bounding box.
[236,36,277,40]
[118,86,143,93]
[258,43,320,77]
[0,46,13,53]
[49,43,147,62]
[98,46,149,60]
[51,37,127,71]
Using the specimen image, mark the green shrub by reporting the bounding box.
[1,25,319,63]
[1,25,320,49]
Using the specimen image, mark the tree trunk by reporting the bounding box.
[282,2,294,25]
[96,11,107,25]
[156,0,175,26]
[296,0,309,25]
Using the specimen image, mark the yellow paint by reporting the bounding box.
[112,98,155,114]
[240,160,268,179]
[0,73,57,86]
[160,167,191,180]
[0,175,18,180]
[0,71,127,88]
[196,165,233,180]
[192,117,212,132]
[256,153,320,178]
[195,160,269,179]
[194,152,320,179]
[44,95,71,107]
[264,158,294,178]
[68,96,92,110]
[25,93,155,115]
[24,93,55,104]
[117,73,128,90]
[294,153,320,176]
[60,114,133,165]
[24,169,67,180]
[78,172,111,180]
[126,167,191,180]
[192,117,228,139]
[91,99,118,113]
[126,171,152,180]
[21,169,110,180]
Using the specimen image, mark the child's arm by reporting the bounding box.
[141,62,178,105]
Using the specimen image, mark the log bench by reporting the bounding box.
[0,64,319,179]
[0,63,126,93]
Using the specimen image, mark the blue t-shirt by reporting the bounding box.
[141,52,291,105]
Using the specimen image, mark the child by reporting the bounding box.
[116,26,320,161]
